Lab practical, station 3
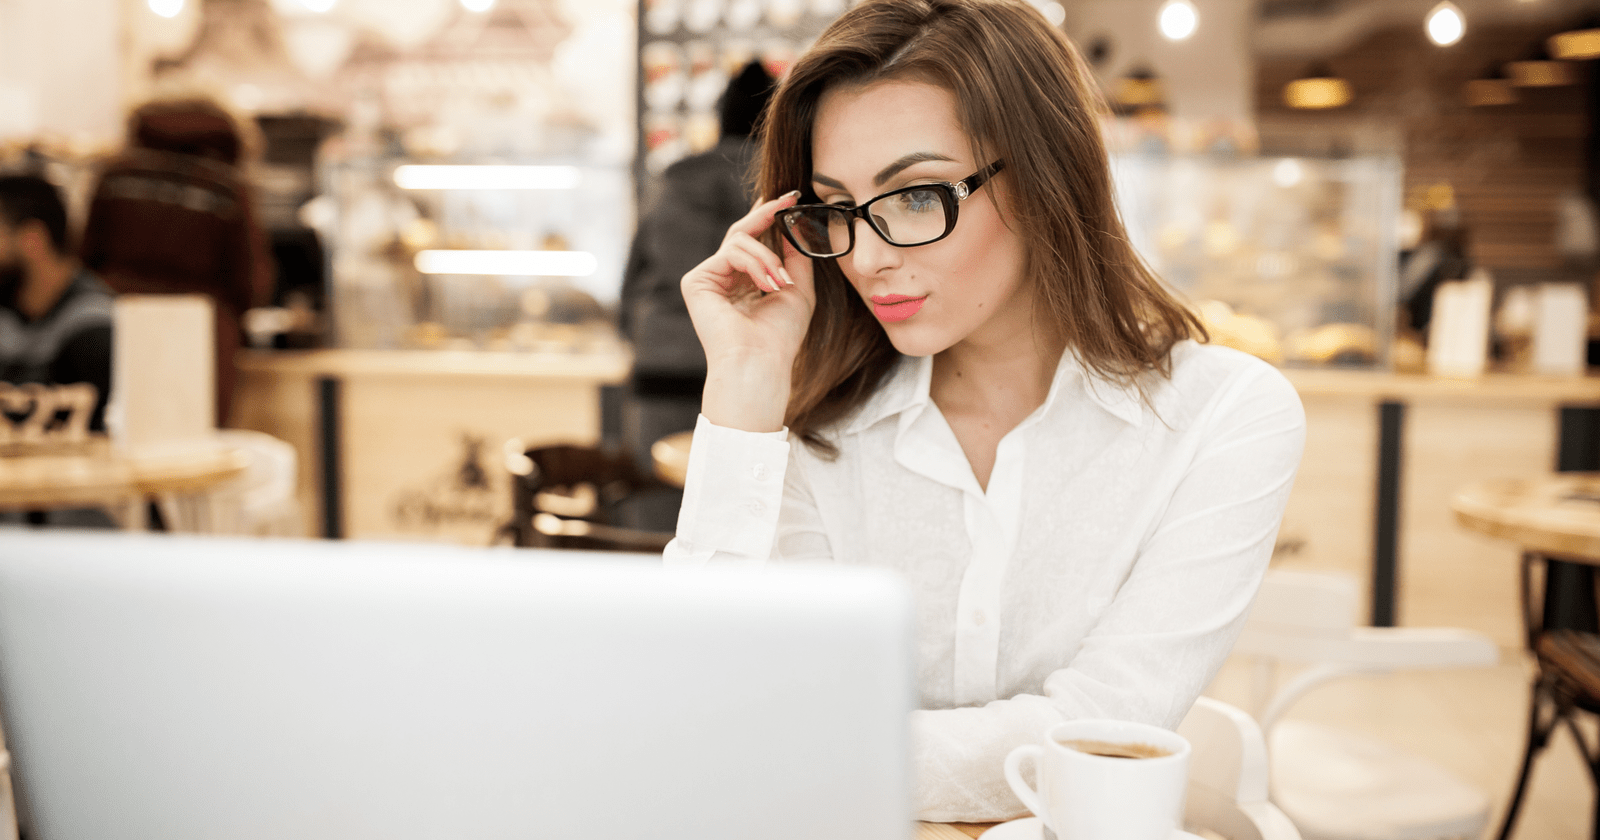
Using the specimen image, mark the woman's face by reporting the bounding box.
[809,78,1033,359]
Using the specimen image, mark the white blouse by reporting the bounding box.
[664,340,1306,822]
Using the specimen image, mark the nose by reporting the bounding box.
[846,217,901,277]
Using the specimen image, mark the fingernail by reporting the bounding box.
[768,273,785,291]
[779,267,794,286]
[783,189,802,200]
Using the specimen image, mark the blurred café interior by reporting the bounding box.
[5,0,1600,836]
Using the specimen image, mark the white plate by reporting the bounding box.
[978,816,1204,840]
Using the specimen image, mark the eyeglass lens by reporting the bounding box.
[782,185,952,257]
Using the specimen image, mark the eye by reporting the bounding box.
[893,187,943,213]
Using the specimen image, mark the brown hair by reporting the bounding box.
[755,0,1205,455]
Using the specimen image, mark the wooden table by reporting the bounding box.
[1451,474,1600,840]
[0,437,250,525]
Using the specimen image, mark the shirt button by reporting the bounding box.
[973,610,987,626]
[752,463,767,480]
[746,500,765,516]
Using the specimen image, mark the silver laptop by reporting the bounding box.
[0,530,915,840]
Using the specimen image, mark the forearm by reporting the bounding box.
[701,354,791,433]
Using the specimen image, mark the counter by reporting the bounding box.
[1276,368,1600,649]
[232,347,630,545]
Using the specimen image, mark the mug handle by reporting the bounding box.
[1003,744,1049,827]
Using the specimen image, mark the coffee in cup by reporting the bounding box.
[1057,738,1173,760]
[1004,719,1190,840]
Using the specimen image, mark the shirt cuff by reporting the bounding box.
[673,414,790,561]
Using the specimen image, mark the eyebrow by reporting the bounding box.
[811,151,960,193]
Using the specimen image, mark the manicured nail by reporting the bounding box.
[779,267,794,286]
[782,189,801,200]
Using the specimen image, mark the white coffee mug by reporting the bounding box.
[1004,719,1190,840]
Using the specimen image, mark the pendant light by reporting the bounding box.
[1113,66,1166,112]
[1284,63,1352,110]
[1508,43,1577,87]
[1550,27,1600,61]
[1464,63,1517,107]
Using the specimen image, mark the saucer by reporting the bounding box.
[978,816,1204,840]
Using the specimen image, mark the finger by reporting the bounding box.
[727,189,803,240]
[725,247,783,293]
[726,232,792,289]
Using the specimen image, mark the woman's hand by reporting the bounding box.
[681,191,816,432]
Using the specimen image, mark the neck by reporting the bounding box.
[930,323,1066,417]
[18,254,76,321]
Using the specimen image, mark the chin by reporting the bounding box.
[879,323,954,359]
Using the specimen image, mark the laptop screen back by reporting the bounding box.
[0,531,915,840]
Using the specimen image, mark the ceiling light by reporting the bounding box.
[1159,0,1199,41]
[414,250,599,277]
[1426,1,1465,47]
[148,0,184,17]
[1284,64,1352,109]
[1550,28,1600,60]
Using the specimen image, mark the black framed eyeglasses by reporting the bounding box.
[775,160,1005,259]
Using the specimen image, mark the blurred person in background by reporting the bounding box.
[616,60,778,529]
[0,173,117,528]
[0,173,114,432]
[80,97,273,427]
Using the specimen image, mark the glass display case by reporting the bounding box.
[1112,154,1402,368]
[315,152,632,353]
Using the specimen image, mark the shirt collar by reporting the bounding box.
[840,348,1144,435]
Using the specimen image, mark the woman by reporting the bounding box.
[668,0,1305,821]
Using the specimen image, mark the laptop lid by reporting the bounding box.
[0,531,915,840]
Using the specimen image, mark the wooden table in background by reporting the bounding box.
[0,436,249,523]
[1451,473,1600,840]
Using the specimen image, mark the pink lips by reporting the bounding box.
[870,294,927,323]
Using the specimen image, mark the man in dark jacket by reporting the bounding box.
[617,61,776,529]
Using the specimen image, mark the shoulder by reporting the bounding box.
[1154,341,1303,426]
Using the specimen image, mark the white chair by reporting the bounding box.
[1180,696,1304,840]
[158,429,302,536]
[1232,569,1498,840]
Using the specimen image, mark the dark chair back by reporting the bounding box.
[498,442,676,553]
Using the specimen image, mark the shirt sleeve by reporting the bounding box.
[908,365,1307,822]
[662,414,804,566]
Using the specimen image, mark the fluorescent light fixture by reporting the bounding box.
[1159,0,1198,41]
[148,0,184,17]
[1039,1,1065,27]
[461,0,495,10]
[393,165,582,190]
[414,250,599,277]
[1426,1,1465,46]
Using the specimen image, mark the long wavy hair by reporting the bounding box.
[756,0,1204,456]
